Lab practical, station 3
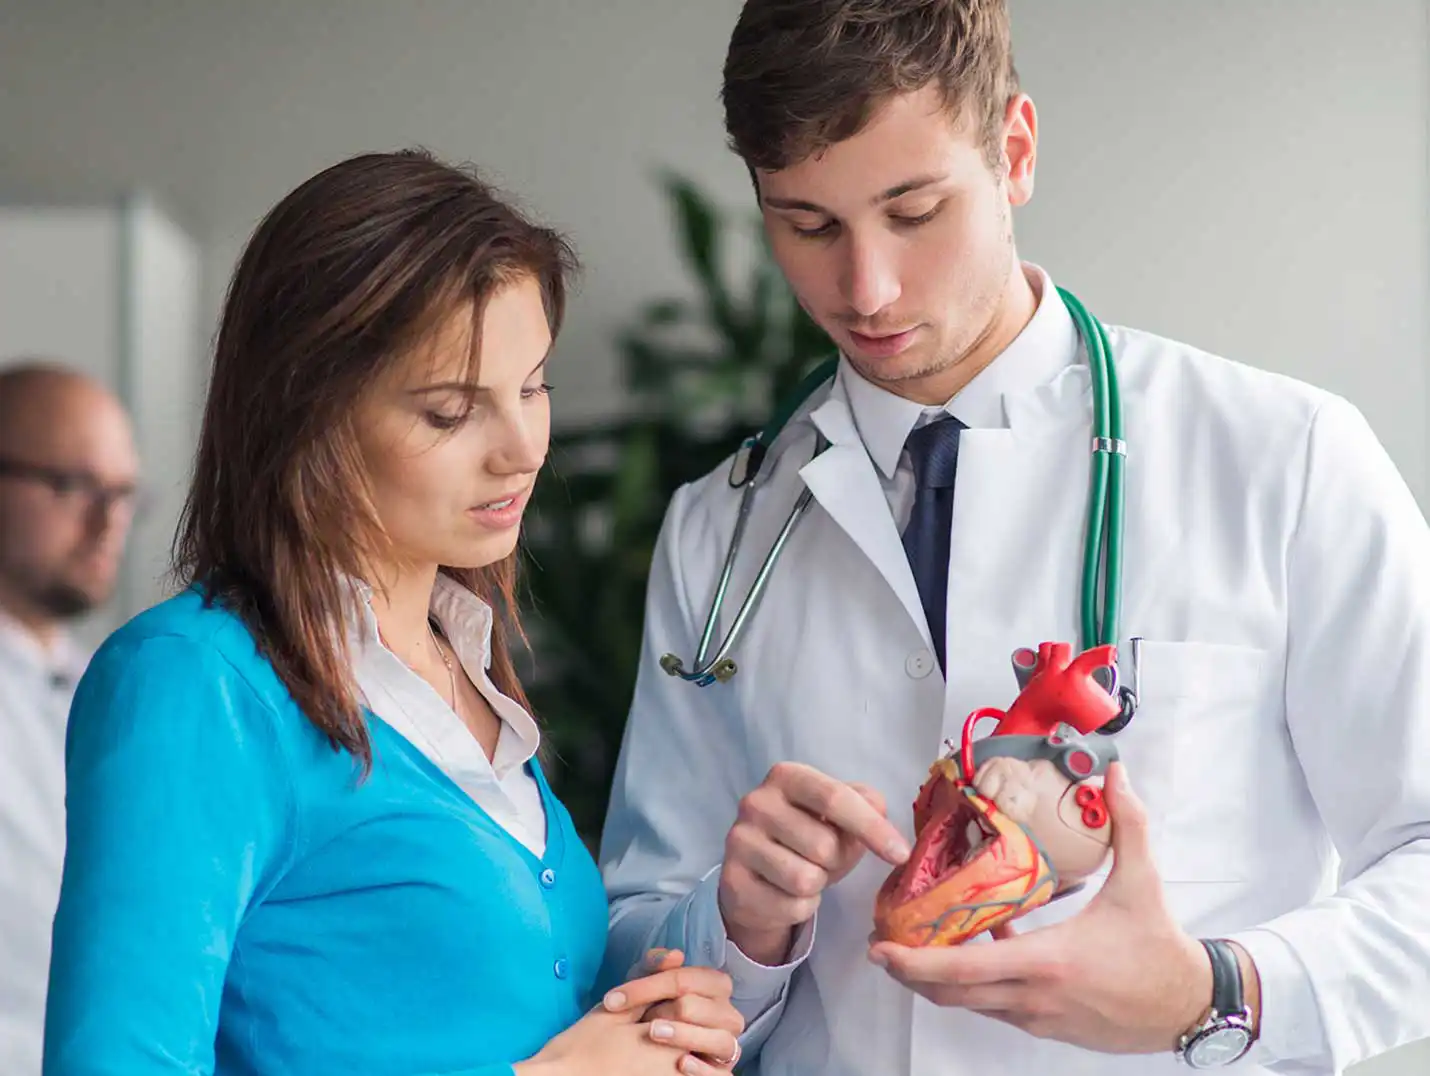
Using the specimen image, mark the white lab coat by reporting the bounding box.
[598,271,1430,1076]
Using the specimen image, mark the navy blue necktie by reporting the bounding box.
[901,416,966,674]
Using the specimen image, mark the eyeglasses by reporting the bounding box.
[0,457,151,519]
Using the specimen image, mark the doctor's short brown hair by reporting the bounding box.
[721,0,1020,172]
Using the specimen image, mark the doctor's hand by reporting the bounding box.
[867,764,1251,1054]
[719,762,911,966]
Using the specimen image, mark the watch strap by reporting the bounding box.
[1201,938,1246,1019]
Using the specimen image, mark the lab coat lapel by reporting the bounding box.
[940,369,1096,702]
[800,395,935,649]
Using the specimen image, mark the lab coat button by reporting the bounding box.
[540,868,557,888]
[905,649,935,679]
[554,958,570,979]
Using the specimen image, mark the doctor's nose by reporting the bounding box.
[840,237,902,318]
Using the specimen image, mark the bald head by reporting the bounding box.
[0,361,140,634]
[0,363,131,452]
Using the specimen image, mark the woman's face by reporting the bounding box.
[354,275,553,575]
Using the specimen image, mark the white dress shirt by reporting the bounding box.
[0,608,87,1076]
[348,573,547,858]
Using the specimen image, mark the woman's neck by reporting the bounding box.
[366,562,441,667]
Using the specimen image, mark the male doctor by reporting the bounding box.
[597,2,1430,1074]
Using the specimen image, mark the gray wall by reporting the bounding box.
[1,2,1426,1071]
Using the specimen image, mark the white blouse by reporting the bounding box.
[347,574,547,857]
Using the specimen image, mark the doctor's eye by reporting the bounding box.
[791,219,839,240]
[890,205,943,228]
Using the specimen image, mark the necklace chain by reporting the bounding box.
[427,618,460,718]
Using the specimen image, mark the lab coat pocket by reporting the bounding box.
[1121,640,1275,883]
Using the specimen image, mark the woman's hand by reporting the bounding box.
[630,949,745,1067]
[514,951,742,1076]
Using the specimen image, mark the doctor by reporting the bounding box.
[597,1,1430,1075]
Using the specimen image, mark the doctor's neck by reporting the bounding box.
[867,259,1038,408]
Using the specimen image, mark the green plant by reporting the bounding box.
[518,172,833,844]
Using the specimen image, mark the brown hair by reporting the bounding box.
[173,149,577,768]
[721,0,1020,172]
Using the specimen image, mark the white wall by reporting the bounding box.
[1,3,1426,1070]
[124,197,202,613]
[1013,0,1430,505]
[0,208,120,386]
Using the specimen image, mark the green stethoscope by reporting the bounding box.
[659,287,1137,729]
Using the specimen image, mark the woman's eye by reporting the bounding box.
[522,382,554,400]
[424,411,466,431]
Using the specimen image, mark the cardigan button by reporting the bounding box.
[554,958,570,980]
[540,868,557,888]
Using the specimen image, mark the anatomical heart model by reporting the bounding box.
[873,642,1125,947]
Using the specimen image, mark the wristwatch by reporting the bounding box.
[1176,938,1257,1068]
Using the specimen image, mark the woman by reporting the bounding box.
[43,150,742,1076]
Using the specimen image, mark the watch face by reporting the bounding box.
[1188,1026,1252,1068]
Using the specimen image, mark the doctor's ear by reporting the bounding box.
[1000,93,1037,207]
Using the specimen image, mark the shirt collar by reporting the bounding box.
[841,262,1080,479]
[345,573,541,773]
[0,603,86,684]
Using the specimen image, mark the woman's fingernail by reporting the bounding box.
[603,989,627,1010]
[646,947,669,965]
[650,1020,675,1040]
[887,838,912,862]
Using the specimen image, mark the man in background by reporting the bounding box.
[0,361,141,1075]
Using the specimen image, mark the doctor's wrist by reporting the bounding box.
[1226,940,1263,1035]
[1171,934,1218,1046]
[1172,937,1263,1066]
[1179,940,1260,1036]
[724,922,797,968]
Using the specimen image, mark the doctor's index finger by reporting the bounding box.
[774,764,911,864]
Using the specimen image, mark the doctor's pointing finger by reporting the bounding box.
[717,762,911,966]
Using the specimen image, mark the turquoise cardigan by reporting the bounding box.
[43,588,608,1075]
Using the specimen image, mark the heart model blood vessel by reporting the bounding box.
[873,642,1124,947]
